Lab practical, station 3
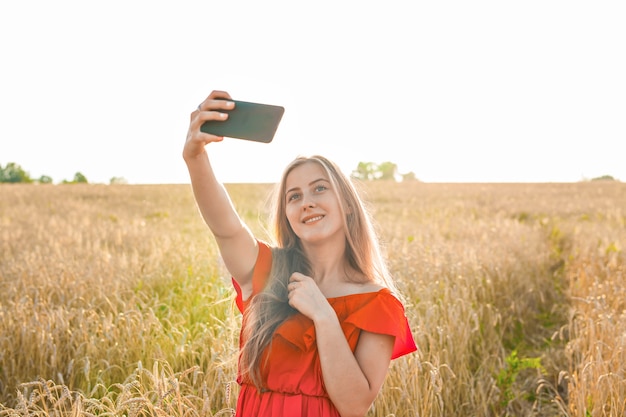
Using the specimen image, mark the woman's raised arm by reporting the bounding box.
[183,90,258,296]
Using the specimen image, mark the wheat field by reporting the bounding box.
[0,181,624,416]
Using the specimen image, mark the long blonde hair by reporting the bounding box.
[239,155,397,389]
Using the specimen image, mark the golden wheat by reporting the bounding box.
[1,181,624,416]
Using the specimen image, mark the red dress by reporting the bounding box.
[232,241,417,416]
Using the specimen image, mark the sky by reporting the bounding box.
[1,1,624,184]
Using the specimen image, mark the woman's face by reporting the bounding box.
[284,162,345,246]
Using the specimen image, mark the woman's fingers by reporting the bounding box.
[288,273,307,295]
[288,281,302,291]
[192,90,235,132]
[287,273,334,321]
[289,272,307,283]
[197,90,234,112]
[183,90,237,159]
[190,96,234,137]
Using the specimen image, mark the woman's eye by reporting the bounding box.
[315,185,327,192]
[287,193,301,202]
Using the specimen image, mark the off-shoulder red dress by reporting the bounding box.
[231,241,417,416]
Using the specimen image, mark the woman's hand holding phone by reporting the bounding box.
[183,90,235,161]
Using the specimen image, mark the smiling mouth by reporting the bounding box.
[303,215,324,224]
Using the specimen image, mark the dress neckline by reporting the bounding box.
[325,287,389,301]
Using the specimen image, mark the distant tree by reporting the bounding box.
[0,162,33,183]
[591,175,617,182]
[352,161,403,181]
[63,172,89,184]
[74,172,88,183]
[352,162,380,181]
[378,162,398,181]
[109,176,128,185]
[38,175,53,184]
[401,171,419,182]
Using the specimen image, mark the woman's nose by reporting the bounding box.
[301,194,316,209]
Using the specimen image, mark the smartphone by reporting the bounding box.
[200,100,285,143]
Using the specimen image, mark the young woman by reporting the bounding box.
[184,90,417,417]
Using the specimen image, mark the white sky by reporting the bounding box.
[1,1,624,184]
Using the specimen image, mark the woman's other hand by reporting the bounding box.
[287,273,335,322]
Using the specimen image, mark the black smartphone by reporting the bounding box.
[200,100,285,143]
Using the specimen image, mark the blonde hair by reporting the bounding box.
[239,155,397,389]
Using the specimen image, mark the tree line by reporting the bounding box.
[0,161,417,185]
[351,161,418,182]
[0,162,127,184]
[3,160,618,184]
